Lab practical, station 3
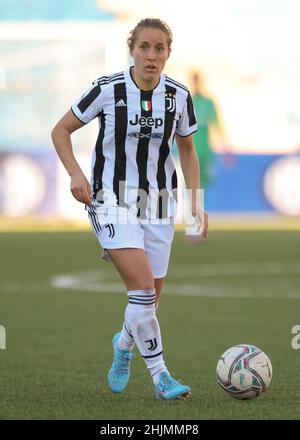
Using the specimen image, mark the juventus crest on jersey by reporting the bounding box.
[72,68,197,219]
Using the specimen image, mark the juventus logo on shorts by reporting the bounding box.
[105,223,115,238]
[145,338,158,351]
[165,92,176,113]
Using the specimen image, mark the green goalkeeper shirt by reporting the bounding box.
[192,92,218,162]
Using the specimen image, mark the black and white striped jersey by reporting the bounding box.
[71,67,197,219]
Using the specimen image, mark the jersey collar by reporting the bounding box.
[125,67,165,93]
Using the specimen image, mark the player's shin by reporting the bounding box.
[117,307,135,351]
[126,289,169,384]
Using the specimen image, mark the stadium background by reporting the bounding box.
[1,0,300,223]
[0,0,300,420]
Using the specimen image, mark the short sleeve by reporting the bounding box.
[71,80,103,124]
[176,91,198,137]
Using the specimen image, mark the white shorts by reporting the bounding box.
[86,205,174,278]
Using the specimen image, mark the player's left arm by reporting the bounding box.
[176,133,208,238]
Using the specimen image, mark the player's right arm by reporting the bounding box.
[51,110,92,205]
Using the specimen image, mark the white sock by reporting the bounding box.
[117,306,135,351]
[126,289,168,385]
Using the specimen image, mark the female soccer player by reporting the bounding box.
[52,18,208,400]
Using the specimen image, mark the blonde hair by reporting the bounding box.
[127,18,173,52]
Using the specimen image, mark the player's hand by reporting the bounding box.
[195,209,209,238]
[70,171,92,204]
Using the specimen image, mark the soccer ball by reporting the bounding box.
[216,344,273,400]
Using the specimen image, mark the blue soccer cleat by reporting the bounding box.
[108,332,135,393]
[155,372,191,400]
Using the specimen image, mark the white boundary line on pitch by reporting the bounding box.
[51,260,300,281]
[48,261,300,299]
[1,262,299,299]
[1,278,300,299]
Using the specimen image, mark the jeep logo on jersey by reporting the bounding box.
[129,115,163,129]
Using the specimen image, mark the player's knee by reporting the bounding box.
[134,280,155,291]
[140,284,155,291]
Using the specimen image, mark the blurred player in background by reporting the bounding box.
[52,18,208,401]
[191,71,232,188]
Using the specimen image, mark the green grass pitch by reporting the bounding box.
[0,230,299,419]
